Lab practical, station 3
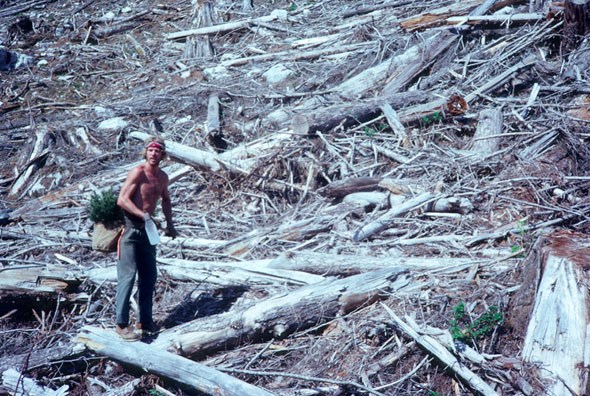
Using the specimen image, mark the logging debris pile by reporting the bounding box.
[1,0,590,395]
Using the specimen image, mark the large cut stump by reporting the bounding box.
[509,231,590,395]
[564,0,590,49]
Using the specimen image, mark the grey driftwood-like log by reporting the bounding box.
[0,265,80,294]
[382,304,500,396]
[77,326,275,396]
[267,251,485,276]
[165,11,283,40]
[353,192,437,241]
[129,131,222,172]
[398,0,482,31]
[86,257,325,287]
[151,267,411,356]
[2,369,69,396]
[519,231,590,396]
[0,344,83,373]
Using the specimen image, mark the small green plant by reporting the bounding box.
[510,218,528,257]
[420,111,443,125]
[88,189,123,225]
[363,122,387,138]
[148,390,165,396]
[287,2,297,11]
[449,302,503,345]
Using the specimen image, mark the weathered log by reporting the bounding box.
[399,0,482,31]
[318,177,383,198]
[446,13,544,28]
[0,344,82,373]
[151,267,411,357]
[222,42,372,68]
[165,12,283,40]
[0,265,81,294]
[382,0,506,97]
[353,192,437,241]
[382,305,500,396]
[267,251,484,276]
[129,131,222,172]
[77,326,275,396]
[86,258,324,287]
[514,231,590,395]
[2,369,69,396]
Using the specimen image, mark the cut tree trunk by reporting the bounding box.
[77,327,274,396]
[510,231,590,396]
[465,108,504,156]
[151,266,411,357]
[564,0,590,50]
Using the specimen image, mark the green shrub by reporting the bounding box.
[449,302,503,345]
[88,189,123,225]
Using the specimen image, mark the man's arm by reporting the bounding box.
[161,180,178,238]
[117,167,145,219]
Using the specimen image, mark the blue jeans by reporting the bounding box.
[116,216,157,326]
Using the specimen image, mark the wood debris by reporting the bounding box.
[2,0,590,395]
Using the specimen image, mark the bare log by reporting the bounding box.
[318,177,384,198]
[399,0,482,31]
[446,13,544,27]
[382,304,500,396]
[165,12,282,40]
[353,192,437,241]
[2,369,69,396]
[267,251,485,276]
[151,267,411,357]
[86,258,324,287]
[77,327,274,396]
[129,131,222,172]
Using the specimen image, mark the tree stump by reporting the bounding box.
[508,231,590,395]
[184,0,218,60]
[564,0,590,50]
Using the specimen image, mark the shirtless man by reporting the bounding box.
[115,137,178,341]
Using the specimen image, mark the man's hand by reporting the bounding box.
[164,224,178,239]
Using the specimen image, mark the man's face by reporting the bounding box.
[146,146,164,165]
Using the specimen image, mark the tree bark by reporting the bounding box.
[77,327,275,396]
[518,231,590,396]
[151,267,410,357]
[564,0,590,50]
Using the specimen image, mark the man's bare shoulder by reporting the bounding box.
[126,164,146,179]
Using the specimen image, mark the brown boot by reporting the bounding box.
[136,322,161,336]
[116,325,140,341]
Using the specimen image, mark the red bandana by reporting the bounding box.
[147,141,165,150]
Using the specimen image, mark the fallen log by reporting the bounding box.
[382,304,500,396]
[267,251,485,276]
[77,326,274,396]
[86,257,325,287]
[2,369,69,396]
[151,266,411,357]
[129,131,222,172]
[399,0,482,31]
[353,192,437,241]
[165,11,284,40]
[0,344,82,373]
[446,13,544,28]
